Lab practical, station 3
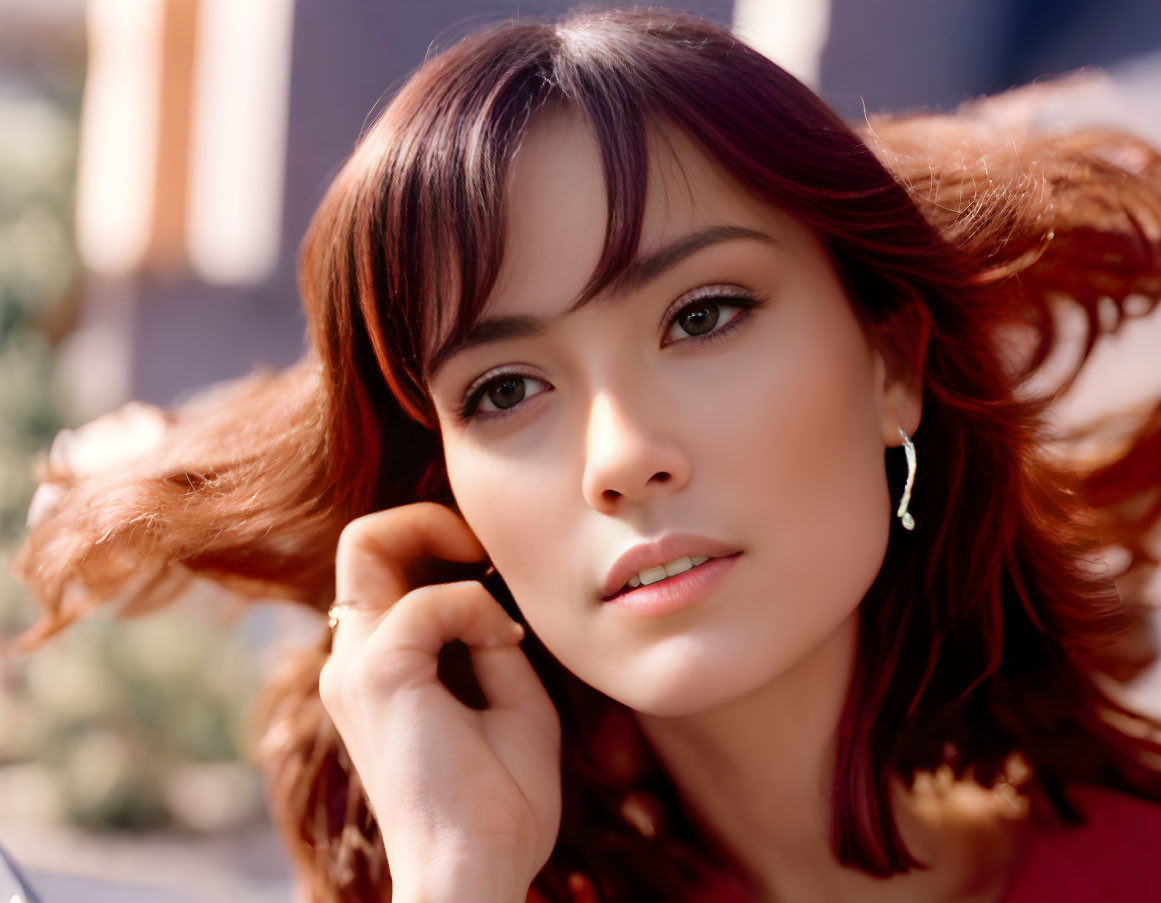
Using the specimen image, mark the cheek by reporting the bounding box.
[725,320,892,614]
[444,444,580,622]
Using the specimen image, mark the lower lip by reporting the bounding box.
[604,553,740,617]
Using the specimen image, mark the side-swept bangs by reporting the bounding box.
[305,9,952,428]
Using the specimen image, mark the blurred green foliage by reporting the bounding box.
[0,82,77,620]
[0,68,265,833]
[2,606,263,830]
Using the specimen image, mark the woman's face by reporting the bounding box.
[427,110,919,716]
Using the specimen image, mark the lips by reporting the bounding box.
[600,533,742,601]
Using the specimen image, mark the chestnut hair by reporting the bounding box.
[16,8,1161,902]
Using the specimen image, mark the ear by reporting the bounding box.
[873,325,927,447]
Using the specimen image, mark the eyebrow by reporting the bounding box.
[426,224,777,379]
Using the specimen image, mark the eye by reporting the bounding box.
[460,372,550,421]
[662,290,758,345]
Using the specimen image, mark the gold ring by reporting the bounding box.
[327,599,362,630]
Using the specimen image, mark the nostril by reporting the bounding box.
[598,472,672,503]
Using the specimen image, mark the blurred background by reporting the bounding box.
[0,0,1159,900]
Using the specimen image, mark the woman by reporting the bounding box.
[16,8,1161,902]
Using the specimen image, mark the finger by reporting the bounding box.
[324,580,520,717]
[364,580,524,663]
[333,503,487,646]
[470,642,557,717]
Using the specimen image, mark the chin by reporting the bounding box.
[620,689,732,719]
[600,639,785,718]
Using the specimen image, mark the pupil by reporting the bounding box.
[488,376,526,409]
[681,304,719,336]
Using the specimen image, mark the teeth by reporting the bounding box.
[639,565,668,585]
[663,557,693,577]
[624,555,713,591]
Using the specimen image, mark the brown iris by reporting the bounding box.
[678,304,720,336]
[486,376,527,409]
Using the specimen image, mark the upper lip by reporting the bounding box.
[600,533,742,600]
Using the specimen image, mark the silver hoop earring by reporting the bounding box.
[896,427,917,531]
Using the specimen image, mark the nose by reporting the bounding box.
[581,390,692,511]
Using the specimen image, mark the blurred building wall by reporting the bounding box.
[820,0,1161,117]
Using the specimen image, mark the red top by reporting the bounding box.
[999,786,1161,903]
[528,786,1161,903]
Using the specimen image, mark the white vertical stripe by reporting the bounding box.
[186,0,295,285]
[732,0,832,89]
[75,0,164,275]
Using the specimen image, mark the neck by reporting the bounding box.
[634,612,1020,903]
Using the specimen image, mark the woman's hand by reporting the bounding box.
[319,503,562,903]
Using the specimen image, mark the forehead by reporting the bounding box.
[493,108,781,316]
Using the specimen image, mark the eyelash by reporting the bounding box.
[456,288,764,424]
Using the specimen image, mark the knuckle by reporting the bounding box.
[344,650,381,690]
[346,644,414,698]
[336,511,383,556]
[334,503,458,565]
[336,503,422,549]
[409,500,454,520]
